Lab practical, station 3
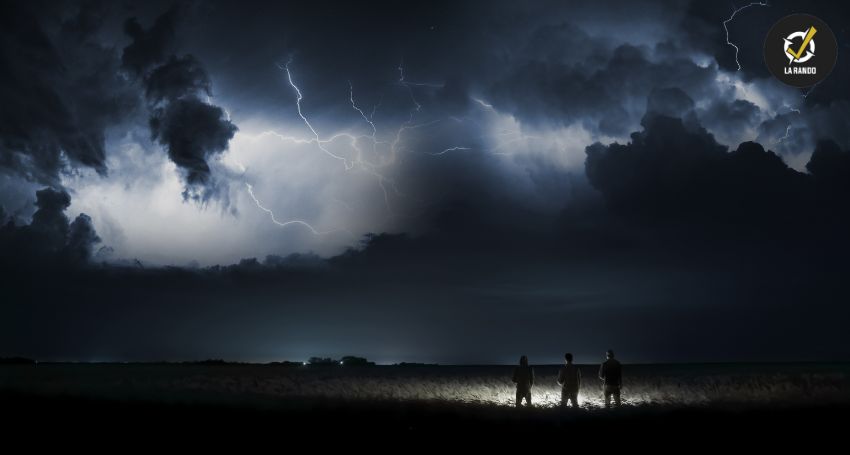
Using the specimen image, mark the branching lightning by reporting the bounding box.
[245,183,323,234]
[724,2,769,71]
[245,182,353,237]
[241,59,518,237]
[280,60,354,169]
[722,4,826,102]
[349,81,377,139]
[776,104,802,145]
[242,60,450,234]
[720,3,807,148]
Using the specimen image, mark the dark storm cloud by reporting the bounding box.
[699,99,761,137]
[122,6,237,204]
[30,187,73,253]
[669,0,850,155]
[677,0,773,78]
[379,101,848,272]
[0,1,138,185]
[0,187,102,267]
[121,5,179,75]
[587,115,797,227]
[681,0,850,103]
[807,139,850,192]
[755,106,821,158]
[145,55,212,103]
[66,213,102,263]
[149,98,237,201]
[683,0,849,84]
[645,87,696,119]
[179,0,684,129]
[804,101,850,150]
[487,42,719,136]
[584,112,850,261]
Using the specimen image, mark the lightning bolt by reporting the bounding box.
[776,104,802,145]
[396,61,423,138]
[428,146,471,156]
[281,60,355,169]
[245,183,322,234]
[244,59,482,235]
[397,59,443,89]
[724,2,769,71]
[256,60,448,229]
[245,182,352,236]
[280,61,405,211]
[349,81,377,140]
[777,123,793,144]
[472,97,495,110]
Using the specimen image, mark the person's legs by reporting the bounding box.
[613,387,621,407]
[560,389,567,408]
[568,391,579,408]
[604,386,612,408]
[517,388,532,407]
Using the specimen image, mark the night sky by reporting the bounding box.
[2,0,849,364]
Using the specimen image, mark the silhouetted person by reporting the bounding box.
[512,355,535,407]
[598,349,622,408]
[557,352,581,408]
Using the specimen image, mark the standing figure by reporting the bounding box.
[512,355,535,407]
[598,349,622,408]
[557,352,582,408]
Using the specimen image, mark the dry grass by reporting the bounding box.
[2,364,848,409]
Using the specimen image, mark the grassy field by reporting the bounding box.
[2,363,849,443]
[2,363,848,409]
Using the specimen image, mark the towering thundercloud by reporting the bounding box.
[122,6,238,205]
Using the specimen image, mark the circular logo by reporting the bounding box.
[764,14,837,87]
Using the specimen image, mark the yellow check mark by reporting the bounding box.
[786,26,817,60]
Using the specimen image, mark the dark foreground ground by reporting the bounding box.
[3,363,848,448]
[3,390,847,448]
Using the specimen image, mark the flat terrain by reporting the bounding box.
[2,363,848,444]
